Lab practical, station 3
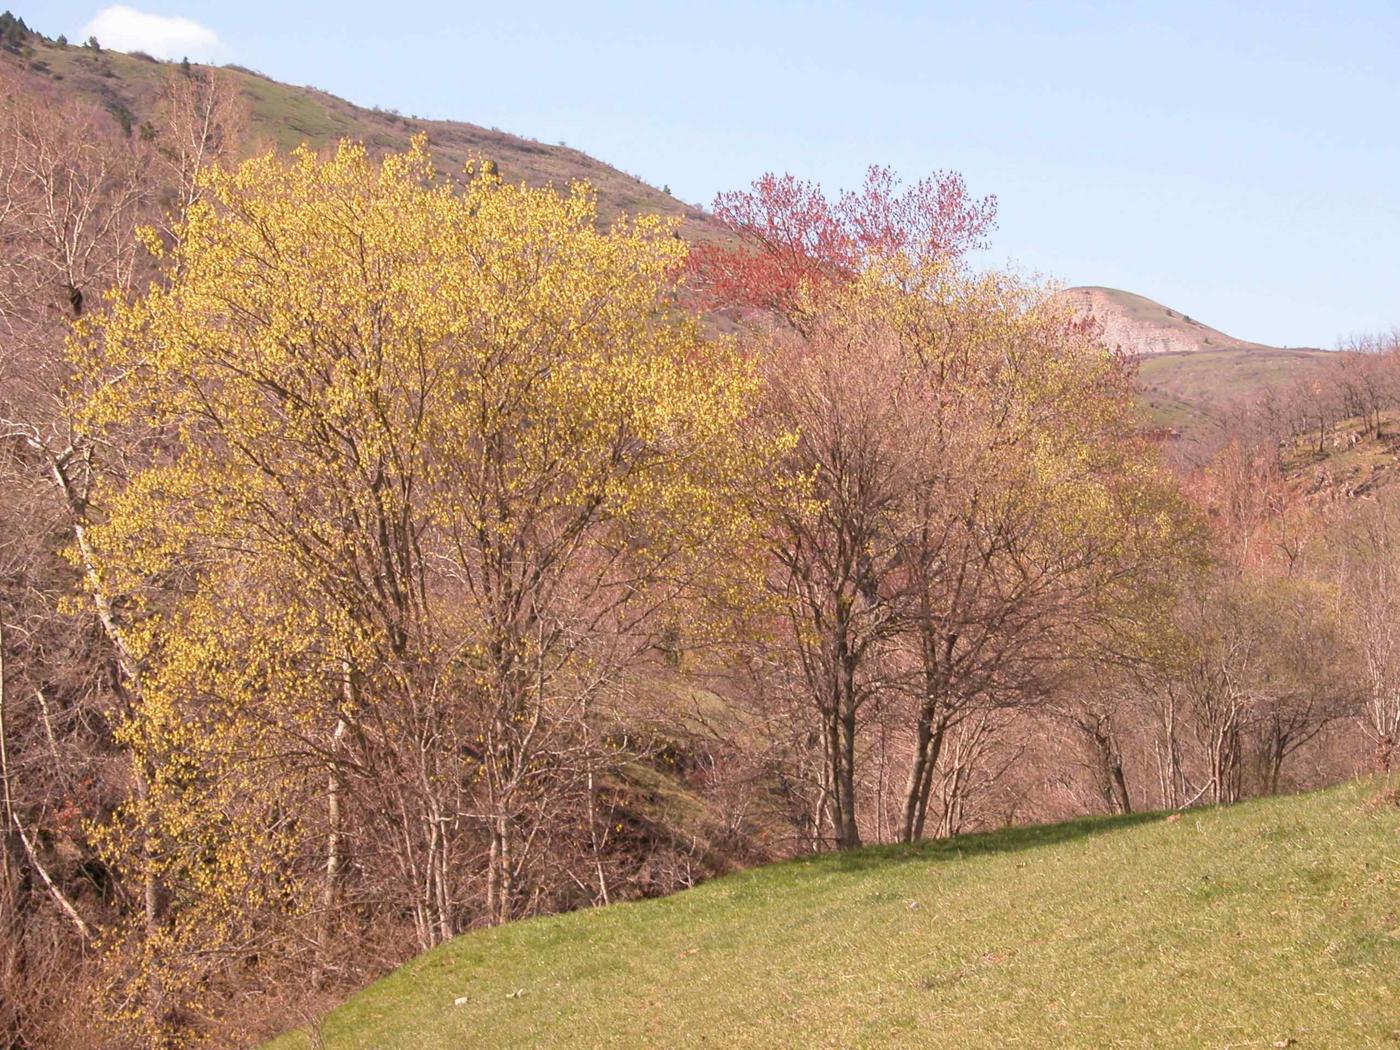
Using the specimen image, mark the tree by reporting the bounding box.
[1249,579,1352,794]
[689,165,995,325]
[698,168,993,849]
[1342,495,1400,772]
[0,11,29,52]
[752,276,910,849]
[879,273,1196,841]
[1052,669,1139,815]
[741,253,1198,846]
[1157,573,1349,807]
[75,138,779,1038]
[703,165,1196,849]
[0,68,158,1047]
[153,66,247,224]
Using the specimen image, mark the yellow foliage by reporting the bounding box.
[74,136,781,1042]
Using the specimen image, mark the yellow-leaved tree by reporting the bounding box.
[73,137,780,1043]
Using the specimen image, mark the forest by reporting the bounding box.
[1,37,1398,1049]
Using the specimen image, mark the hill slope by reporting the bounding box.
[1057,291,1334,436]
[11,36,1334,436]
[10,36,726,240]
[270,780,1399,1049]
[1062,286,1284,356]
[1137,347,1334,433]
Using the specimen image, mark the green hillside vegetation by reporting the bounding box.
[270,780,1400,1050]
[1138,348,1333,431]
[9,35,725,239]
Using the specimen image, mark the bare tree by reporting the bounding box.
[153,66,248,227]
[757,312,907,849]
[1343,496,1400,772]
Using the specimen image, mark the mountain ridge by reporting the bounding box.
[1059,285,1308,356]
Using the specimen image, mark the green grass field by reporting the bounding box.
[1136,348,1332,431]
[270,779,1400,1049]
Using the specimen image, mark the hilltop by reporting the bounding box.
[268,779,1400,1049]
[1057,287,1332,434]
[1061,286,1287,356]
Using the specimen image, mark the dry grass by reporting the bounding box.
[1136,348,1333,431]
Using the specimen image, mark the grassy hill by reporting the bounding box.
[269,779,1399,1049]
[1062,286,1284,357]
[9,35,727,240]
[1138,347,1334,432]
[1057,287,1333,435]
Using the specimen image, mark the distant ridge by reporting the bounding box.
[1060,286,1283,356]
[1056,288,1332,436]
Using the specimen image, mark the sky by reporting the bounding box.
[30,1,1400,348]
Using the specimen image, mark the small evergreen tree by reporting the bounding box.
[0,9,31,52]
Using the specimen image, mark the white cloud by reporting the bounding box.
[79,6,226,62]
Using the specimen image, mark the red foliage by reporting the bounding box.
[689,165,996,319]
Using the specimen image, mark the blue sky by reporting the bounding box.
[31,2,1400,348]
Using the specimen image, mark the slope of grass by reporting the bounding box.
[11,39,727,240]
[1136,347,1334,433]
[270,779,1399,1049]
[1279,412,1400,499]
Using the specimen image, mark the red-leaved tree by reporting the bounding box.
[689,165,996,322]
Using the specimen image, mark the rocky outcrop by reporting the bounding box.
[1060,286,1276,356]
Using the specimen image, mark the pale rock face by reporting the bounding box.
[1058,286,1273,356]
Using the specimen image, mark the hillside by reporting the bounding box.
[1137,347,1334,433]
[269,780,1400,1049]
[7,34,727,240]
[1062,286,1284,357]
[7,35,1334,438]
[1280,411,1400,500]
[1060,288,1333,434]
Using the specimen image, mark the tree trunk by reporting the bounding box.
[836,676,860,849]
[1090,713,1132,815]
[315,716,347,987]
[899,712,947,842]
